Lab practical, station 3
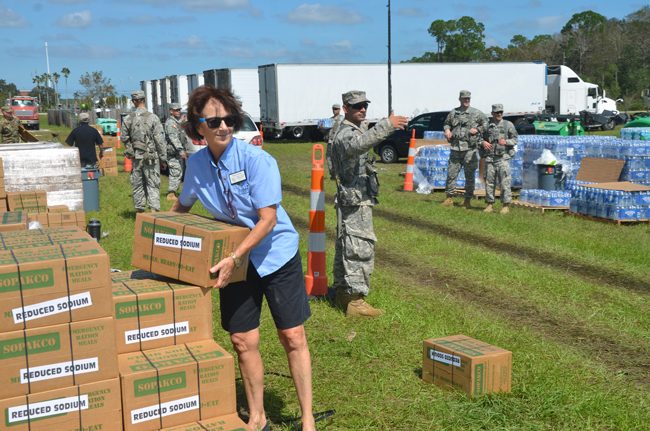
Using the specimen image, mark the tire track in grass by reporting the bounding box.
[283,183,650,296]
[284,186,650,386]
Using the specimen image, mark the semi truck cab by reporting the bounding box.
[9,96,40,130]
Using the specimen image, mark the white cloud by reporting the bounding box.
[0,6,28,27]
[101,15,195,26]
[287,4,363,24]
[398,8,425,18]
[57,10,92,28]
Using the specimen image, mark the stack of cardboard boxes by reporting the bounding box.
[0,228,123,430]
[99,146,119,177]
[112,211,251,431]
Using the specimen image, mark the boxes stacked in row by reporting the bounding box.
[518,189,571,207]
[0,190,85,231]
[114,211,251,431]
[99,146,118,177]
[567,180,650,221]
[0,227,123,430]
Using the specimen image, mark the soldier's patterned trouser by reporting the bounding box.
[333,205,375,297]
[167,157,183,194]
[445,149,479,199]
[131,158,161,211]
[485,158,512,204]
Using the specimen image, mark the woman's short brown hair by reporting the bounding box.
[184,86,244,141]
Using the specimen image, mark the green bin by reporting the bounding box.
[81,167,100,212]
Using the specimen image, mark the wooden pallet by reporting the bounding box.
[455,189,520,200]
[512,200,569,213]
[567,211,650,226]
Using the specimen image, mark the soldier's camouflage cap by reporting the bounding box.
[1,106,12,113]
[459,90,471,98]
[492,103,504,112]
[169,103,181,110]
[342,90,370,105]
[131,90,145,100]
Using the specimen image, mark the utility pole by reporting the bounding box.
[45,41,51,107]
[387,0,392,116]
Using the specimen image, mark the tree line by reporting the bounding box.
[406,6,650,110]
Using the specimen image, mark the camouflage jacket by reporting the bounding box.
[331,118,394,207]
[443,106,488,151]
[0,117,22,144]
[481,118,518,161]
[121,107,167,163]
[164,116,188,157]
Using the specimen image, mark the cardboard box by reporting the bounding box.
[131,213,250,288]
[422,334,512,396]
[0,377,122,431]
[102,165,119,177]
[0,227,92,250]
[27,210,86,229]
[583,181,650,192]
[111,269,177,283]
[575,157,625,183]
[0,316,119,398]
[0,177,6,199]
[0,211,27,232]
[119,340,236,431]
[100,147,118,168]
[0,198,7,212]
[160,413,247,431]
[6,191,48,213]
[112,278,213,353]
[47,205,70,213]
[0,233,112,332]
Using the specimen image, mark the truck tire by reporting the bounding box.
[601,119,615,131]
[379,144,397,163]
[291,126,304,139]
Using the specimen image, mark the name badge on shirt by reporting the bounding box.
[229,170,246,185]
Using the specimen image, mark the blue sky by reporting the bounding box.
[0,0,645,97]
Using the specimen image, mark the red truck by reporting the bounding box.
[8,93,40,130]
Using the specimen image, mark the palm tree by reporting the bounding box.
[61,67,70,107]
[51,72,60,106]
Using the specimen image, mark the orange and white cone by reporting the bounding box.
[305,144,328,296]
[116,118,122,149]
[403,129,416,191]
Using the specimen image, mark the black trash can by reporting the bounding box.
[537,164,564,191]
[81,167,100,212]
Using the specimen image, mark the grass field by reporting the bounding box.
[37,118,650,430]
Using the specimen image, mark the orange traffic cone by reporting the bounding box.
[124,156,132,173]
[116,118,122,149]
[305,144,328,296]
[403,129,416,191]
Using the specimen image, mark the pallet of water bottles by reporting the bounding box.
[513,189,571,213]
[566,179,650,225]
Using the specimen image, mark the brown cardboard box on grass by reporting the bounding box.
[6,191,48,212]
[0,316,118,398]
[112,277,213,353]
[131,212,250,288]
[0,377,122,431]
[0,197,7,212]
[0,234,112,332]
[0,211,27,231]
[27,210,86,229]
[119,339,236,431]
[422,334,512,397]
[160,413,247,431]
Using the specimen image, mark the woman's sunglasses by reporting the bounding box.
[199,115,236,128]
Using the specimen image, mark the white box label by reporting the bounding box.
[429,349,462,367]
[124,321,190,344]
[20,357,100,384]
[153,233,202,251]
[12,292,93,323]
[7,394,89,423]
[130,395,200,424]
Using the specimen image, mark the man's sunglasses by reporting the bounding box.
[199,115,237,128]
[348,102,368,111]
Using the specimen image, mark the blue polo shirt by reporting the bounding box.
[179,138,299,277]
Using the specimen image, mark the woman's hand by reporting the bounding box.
[209,256,236,289]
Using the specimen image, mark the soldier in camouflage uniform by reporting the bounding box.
[164,103,188,201]
[481,104,518,214]
[442,90,488,208]
[331,90,408,317]
[121,90,167,212]
[0,106,23,143]
[322,104,343,179]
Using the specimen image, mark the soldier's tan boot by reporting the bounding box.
[335,290,384,317]
[500,204,510,215]
[166,192,178,201]
[463,198,472,209]
[441,197,454,207]
[484,203,494,213]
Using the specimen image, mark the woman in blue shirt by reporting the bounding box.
[171,87,315,431]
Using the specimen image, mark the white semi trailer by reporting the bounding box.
[258,62,619,139]
[203,68,260,121]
